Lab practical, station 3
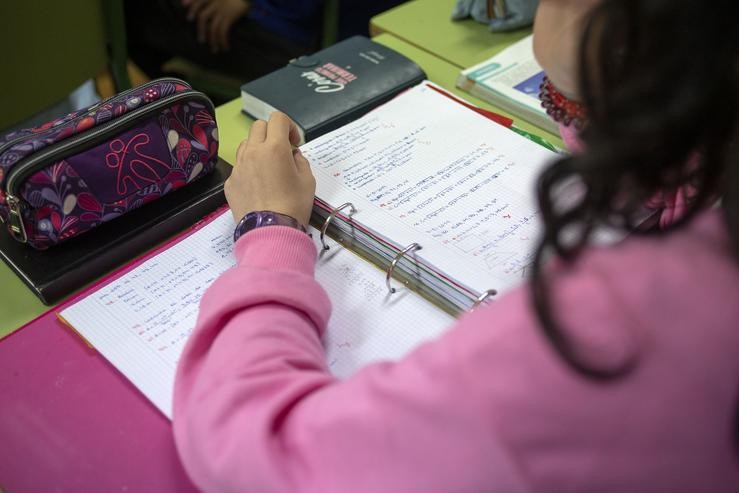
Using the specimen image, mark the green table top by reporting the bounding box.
[0,32,561,339]
[371,0,531,69]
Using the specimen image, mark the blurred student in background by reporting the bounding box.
[125,0,405,84]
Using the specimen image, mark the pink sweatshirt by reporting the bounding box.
[173,210,739,493]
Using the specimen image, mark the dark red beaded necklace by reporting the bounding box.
[539,76,587,129]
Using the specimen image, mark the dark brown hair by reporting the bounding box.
[530,0,738,443]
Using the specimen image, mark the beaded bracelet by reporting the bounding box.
[539,76,587,130]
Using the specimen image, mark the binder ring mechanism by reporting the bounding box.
[471,289,497,311]
[386,243,422,294]
[320,202,356,251]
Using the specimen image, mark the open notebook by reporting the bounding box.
[60,82,559,418]
[306,82,557,311]
[60,214,455,418]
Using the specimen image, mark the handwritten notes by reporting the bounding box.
[317,244,454,379]
[60,211,453,418]
[302,82,558,294]
[59,82,559,419]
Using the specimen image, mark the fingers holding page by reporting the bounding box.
[247,119,267,145]
[226,113,315,227]
[265,112,302,148]
[235,119,264,166]
[293,148,310,173]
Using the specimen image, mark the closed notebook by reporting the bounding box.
[241,35,426,144]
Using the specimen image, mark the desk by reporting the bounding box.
[371,0,530,69]
[0,268,45,338]
[1,32,562,492]
[0,31,561,339]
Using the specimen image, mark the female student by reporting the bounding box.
[173,0,739,491]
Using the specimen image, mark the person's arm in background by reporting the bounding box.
[182,0,324,54]
[181,0,250,53]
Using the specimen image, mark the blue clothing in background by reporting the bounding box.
[247,0,324,47]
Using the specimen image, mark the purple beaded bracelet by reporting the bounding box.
[539,76,587,129]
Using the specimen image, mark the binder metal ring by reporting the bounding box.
[471,289,497,311]
[320,202,356,250]
[386,243,422,294]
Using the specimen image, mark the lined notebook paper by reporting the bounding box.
[60,211,454,418]
[59,82,565,420]
[303,82,558,296]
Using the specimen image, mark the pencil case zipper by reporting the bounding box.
[0,77,189,162]
[3,84,214,243]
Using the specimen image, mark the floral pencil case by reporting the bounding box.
[0,78,219,249]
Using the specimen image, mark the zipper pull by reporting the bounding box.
[6,194,28,243]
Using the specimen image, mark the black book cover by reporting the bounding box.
[0,158,231,305]
[241,35,426,142]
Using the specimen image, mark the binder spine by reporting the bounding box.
[314,201,498,314]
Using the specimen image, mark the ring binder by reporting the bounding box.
[386,243,422,294]
[320,202,357,251]
[471,289,497,310]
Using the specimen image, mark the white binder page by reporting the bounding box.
[302,82,559,295]
[60,211,454,418]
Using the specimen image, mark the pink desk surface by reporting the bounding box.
[0,310,198,493]
[0,211,224,492]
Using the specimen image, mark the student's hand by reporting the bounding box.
[225,112,315,227]
[532,0,600,99]
[182,0,249,53]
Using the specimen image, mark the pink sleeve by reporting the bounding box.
[171,221,733,492]
[171,226,530,493]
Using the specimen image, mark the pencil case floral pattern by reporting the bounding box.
[0,78,219,249]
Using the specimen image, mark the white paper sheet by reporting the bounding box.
[303,82,558,295]
[60,211,454,418]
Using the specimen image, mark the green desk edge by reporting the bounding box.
[0,32,562,339]
[371,0,531,70]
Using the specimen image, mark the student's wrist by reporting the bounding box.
[233,222,317,275]
[233,210,310,243]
